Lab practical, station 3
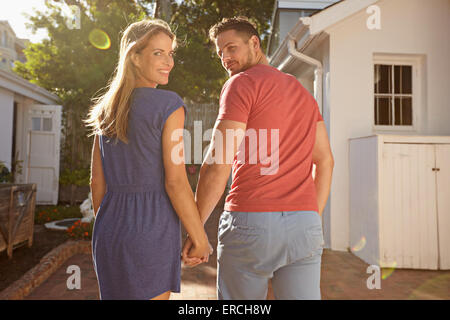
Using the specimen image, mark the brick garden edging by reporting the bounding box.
[0,240,92,300]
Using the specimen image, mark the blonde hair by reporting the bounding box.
[84,19,176,144]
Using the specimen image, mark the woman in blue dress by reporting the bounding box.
[84,19,211,300]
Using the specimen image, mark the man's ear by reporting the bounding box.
[250,35,260,51]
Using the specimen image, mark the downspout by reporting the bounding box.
[286,34,323,113]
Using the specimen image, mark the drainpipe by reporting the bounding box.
[286,35,323,113]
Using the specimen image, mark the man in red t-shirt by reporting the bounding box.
[182,17,334,300]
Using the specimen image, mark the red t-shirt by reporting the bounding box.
[217,63,324,212]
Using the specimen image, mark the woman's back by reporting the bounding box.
[92,87,186,300]
[89,18,210,301]
[99,87,185,191]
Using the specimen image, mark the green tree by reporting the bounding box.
[12,0,275,178]
[14,0,147,173]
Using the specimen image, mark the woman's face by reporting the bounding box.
[132,32,175,88]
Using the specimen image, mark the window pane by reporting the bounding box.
[402,97,412,125]
[394,65,412,94]
[43,118,52,131]
[395,97,412,125]
[374,65,380,93]
[375,97,392,125]
[402,65,412,94]
[375,64,392,94]
[32,117,41,131]
[394,97,401,125]
[374,65,378,93]
[374,97,377,124]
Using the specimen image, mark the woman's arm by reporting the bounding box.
[162,107,209,257]
[90,135,106,217]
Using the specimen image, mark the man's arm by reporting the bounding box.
[312,121,334,216]
[195,119,247,225]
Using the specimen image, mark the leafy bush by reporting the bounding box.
[0,163,10,183]
[59,168,90,186]
[0,157,23,183]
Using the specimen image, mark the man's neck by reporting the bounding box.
[232,54,270,76]
[255,54,269,66]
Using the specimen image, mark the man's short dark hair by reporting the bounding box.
[209,16,261,44]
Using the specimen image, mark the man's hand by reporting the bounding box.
[182,236,213,267]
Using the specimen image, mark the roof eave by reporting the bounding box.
[269,17,313,68]
[0,68,60,104]
[269,0,380,68]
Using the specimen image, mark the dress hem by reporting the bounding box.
[146,286,181,300]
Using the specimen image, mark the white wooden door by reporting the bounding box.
[24,104,62,204]
[436,144,450,269]
[380,143,439,269]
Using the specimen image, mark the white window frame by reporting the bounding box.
[372,54,423,133]
[31,116,53,132]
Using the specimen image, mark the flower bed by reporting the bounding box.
[35,205,83,224]
[66,219,94,240]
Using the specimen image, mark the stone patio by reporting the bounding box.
[1,206,449,300]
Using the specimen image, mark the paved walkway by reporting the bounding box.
[24,207,450,300]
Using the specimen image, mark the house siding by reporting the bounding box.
[325,0,450,250]
[0,87,14,170]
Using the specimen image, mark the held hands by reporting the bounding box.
[181,235,213,267]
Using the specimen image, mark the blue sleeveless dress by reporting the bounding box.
[92,87,186,300]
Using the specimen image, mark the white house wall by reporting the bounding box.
[14,97,34,184]
[0,87,14,170]
[286,34,333,248]
[325,0,450,251]
[349,136,380,265]
[305,36,332,248]
[320,36,332,249]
